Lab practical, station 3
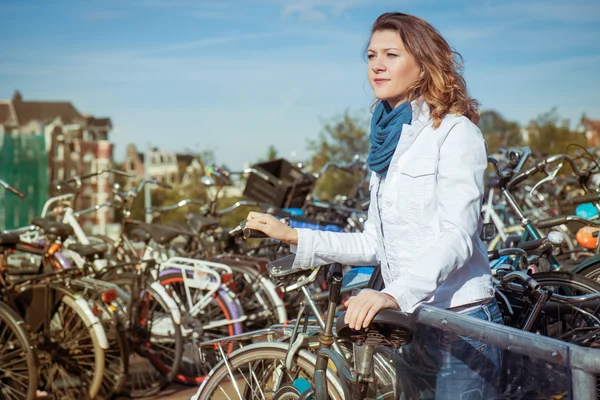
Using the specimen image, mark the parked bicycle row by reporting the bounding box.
[191,145,600,399]
[0,158,369,399]
[2,145,600,399]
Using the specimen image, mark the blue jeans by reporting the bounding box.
[398,299,503,400]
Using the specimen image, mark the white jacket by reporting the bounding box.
[294,99,494,312]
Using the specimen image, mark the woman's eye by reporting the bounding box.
[387,53,398,58]
[367,54,375,60]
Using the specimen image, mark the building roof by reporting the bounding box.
[0,103,11,124]
[583,117,600,134]
[1,90,111,129]
[176,153,196,166]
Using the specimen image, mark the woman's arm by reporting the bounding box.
[246,198,380,269]
[382,119,488,311]
[293,220,379,268]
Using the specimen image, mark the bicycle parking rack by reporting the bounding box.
[415,304,600,399]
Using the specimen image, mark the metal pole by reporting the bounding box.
[144,144,152,223]
[414,305,570,366]
[570,368,596,400]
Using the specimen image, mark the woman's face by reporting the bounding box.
[367,29,421,109]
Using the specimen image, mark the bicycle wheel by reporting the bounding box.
[573,259,600,283]
[93,298,128,400]
[498,271,600,338]
[36,294,106,399]
[0,301,38,400]
[159,270,244,385]
[225,262,287,328]
[196,342,344,400]
[109,274,183,397]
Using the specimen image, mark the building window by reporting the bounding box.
[57,167,64,181]
[54,144,64,161]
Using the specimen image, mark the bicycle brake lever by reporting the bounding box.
[529,162,563,195]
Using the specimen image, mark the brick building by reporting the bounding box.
[123,144,203,187]
[0,90,114,234]
[581,116,600,147]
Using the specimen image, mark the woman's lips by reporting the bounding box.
[374,79,389,85]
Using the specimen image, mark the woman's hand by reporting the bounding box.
[245,212,299,245]
[343,289,400,330]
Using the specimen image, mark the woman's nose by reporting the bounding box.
[372,60,386,73]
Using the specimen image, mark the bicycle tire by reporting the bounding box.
[572,259,600,283]
[195,342,344,400]
[0,301,38,400]
[225,262,287,327]
[38,294,106,399]
[533,271,600,293]
[108,274,183,397]
[158,271,243,385]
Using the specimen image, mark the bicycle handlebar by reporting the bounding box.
[536,215,600,229]
[502,271,541,292]
[67,168,133,184]
[216,200,271,216]
[570,192,600,205]
[144,198,205,213]
[513,147,532,174]
[0,179,26,199]
[133,178,173,197]
[72,202,113,217]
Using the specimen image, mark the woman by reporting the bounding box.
[246,12,502,399]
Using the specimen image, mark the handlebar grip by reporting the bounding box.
[536,216,569,229]
[516,238,546,252]
[506,172,528,189]
[487,250,500,261]
[6,185,26,199]
[157,182,173,189]
[242,227,269,239]
[571,193,600,204]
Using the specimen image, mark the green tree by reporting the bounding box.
[266,145,278,161]
[527,108,588,156]
[307,110,370,173]
[478,110,522,154]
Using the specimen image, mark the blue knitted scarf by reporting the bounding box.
[367,101,412,177]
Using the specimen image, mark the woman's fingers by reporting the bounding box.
[247,211,267,221]
[353,301,375,330]
[345,296,368,329]
[362,305,381,328]
[244,219,268,232]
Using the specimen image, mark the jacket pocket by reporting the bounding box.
[397,157,437,215]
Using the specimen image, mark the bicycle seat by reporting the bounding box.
[68,242,108,258]
[185,213,219,232]
[133,222,183,245]
[336,309,415,348]
[130,228,151,242]
[31,218,74,239]
[0,233,20,246]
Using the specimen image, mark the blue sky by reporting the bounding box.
[2,0,599,169]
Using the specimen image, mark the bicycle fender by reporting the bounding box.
[149,281,182,325]
[285,333,310,370]
[73,294,110,350]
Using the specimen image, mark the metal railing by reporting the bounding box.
[415,304,600,399]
